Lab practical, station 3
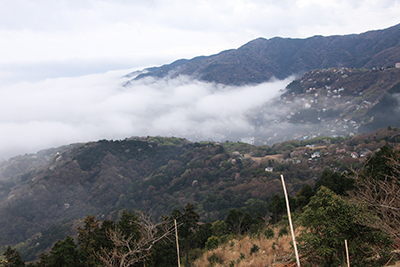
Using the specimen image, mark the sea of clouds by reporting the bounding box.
[0,69,293,159]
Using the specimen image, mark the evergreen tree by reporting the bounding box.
[314,169,354,195]
[225,208,252,235]
[193,222,212,249]
[298,186,392,267]
[250,212,265,235]
[210,220,228,237]
[363,145,399,180]
[173,203,200,266]
[96,219,115,252]
[48,236,79,267]
[147,237,177,267]
[77,215,100,267]
[268,194,295,224]
[117,211,141,242]
[3,246,25,267]
[296,184,314,209]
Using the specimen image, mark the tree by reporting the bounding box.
[48,236,79,267]
[3,246,25,267]
[362,145,398,180]
[173,203,200,266]
[268,194,295,224]
[244,198,269,217]
[350,151,400,240]
[193,222,212,249]
[250,212,265,235]
[225,208,252,235]
[205,236,221,250]
[97,211,174,267]
[146,235,177,267]
[97,219,116,252]
[77,215,101,267]
[298,186,392,267]
[210,220,227,237]
[31,253,50,267]
[296,184,314,209]
[314,169,354,195]
[117,211,141,242]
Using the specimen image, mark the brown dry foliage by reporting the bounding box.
[193,227,301,267]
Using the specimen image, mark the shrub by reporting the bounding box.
[264,227,275,239]
[207,253,223,266]
[205,236,221,250]
[249,244,260,255]
[278,226,288,237]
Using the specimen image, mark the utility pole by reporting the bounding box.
[174,219,181,267]
[281,174,301,267]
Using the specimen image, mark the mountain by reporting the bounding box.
[128,24,400,85]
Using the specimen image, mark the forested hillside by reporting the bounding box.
[1,127,400,264]
[2,135,399,267]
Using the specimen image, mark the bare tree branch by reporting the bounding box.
[350,156,400,241]
[97,211,175,267]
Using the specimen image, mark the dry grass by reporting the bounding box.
[247,154,284,163]
[193,227,301,267]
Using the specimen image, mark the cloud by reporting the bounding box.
[0,69,292,159]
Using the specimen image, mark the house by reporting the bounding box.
[311,151,321,158]
[350,152,359,159]
[360,149,371,158]
[265,167,273,172]
[336,148,346,154]
[396,63,400,68]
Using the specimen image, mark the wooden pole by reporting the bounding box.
[281,174,301,267]
[345,239,350,267]
[174,219,181,267]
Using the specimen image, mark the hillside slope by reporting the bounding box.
[1,128,400,252]
[239,67,400,146]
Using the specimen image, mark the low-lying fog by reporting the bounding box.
[0,68,294,159]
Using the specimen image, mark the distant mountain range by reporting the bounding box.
[128,24,400,85]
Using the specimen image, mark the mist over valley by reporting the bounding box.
[2,23,400,160]
[0,69,293,160]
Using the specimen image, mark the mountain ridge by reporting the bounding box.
[129,23,400,85]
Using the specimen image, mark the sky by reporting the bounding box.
[0,0,399,159]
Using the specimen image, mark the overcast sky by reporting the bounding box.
[0,0,399,159]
